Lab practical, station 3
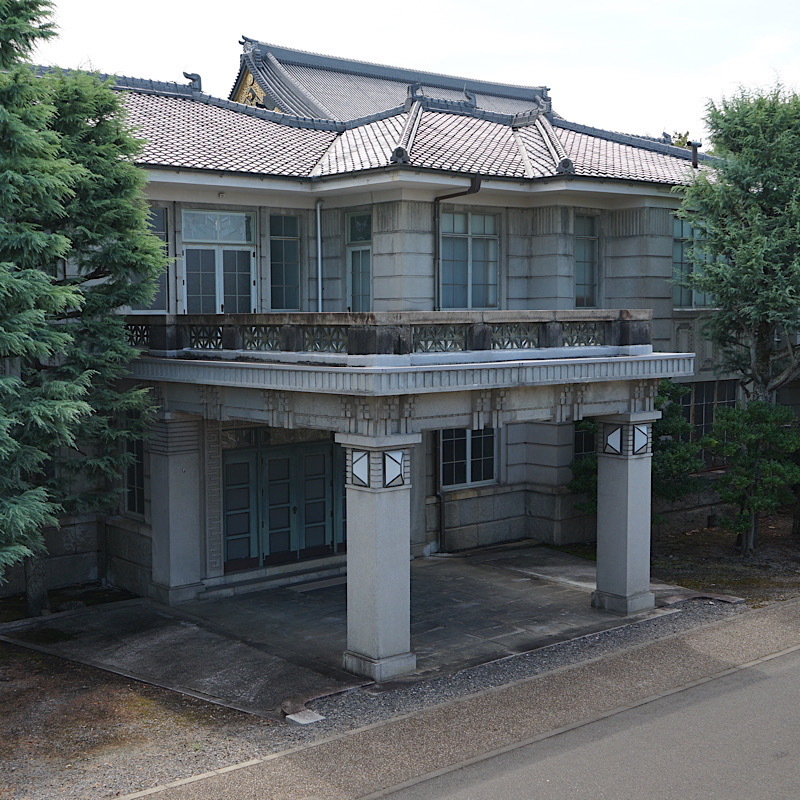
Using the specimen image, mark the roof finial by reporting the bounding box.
[183,72,202,91]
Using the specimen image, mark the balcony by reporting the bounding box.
[126,309,653,363]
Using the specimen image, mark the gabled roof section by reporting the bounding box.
[99,67,711,187]
[230,39,551,121]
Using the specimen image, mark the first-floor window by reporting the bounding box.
[680,380,737,466]
[441,428,496,487]
[125,437,145,516]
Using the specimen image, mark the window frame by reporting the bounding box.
[679,380,738,467]
[673,217,712,309]
[269,213,302,311]
[128,204,170,314]
[346,211,372,313]
[181,210,257,315]
[440,211,499,310]
[124,436,146,518]
[574,214,599,308]
[440,427,497,489]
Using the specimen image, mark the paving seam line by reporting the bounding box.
[358,640,800,799]
[113,602,800,800]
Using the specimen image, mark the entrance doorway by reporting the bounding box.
[223,439,346,572]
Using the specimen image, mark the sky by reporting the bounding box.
[34,0,800,143]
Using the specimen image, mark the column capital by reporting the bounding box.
[335,432,422,450]
[597,411,661,424]
[597,415,659,458]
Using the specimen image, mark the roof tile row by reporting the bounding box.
[121,89,703,186]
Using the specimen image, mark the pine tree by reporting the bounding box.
[677,85,800,402]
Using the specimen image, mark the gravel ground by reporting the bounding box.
[1,597,746,800]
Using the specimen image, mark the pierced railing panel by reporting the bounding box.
[125,324,150,348]
[242,324,281,351]
[303,325,348,353]
[187,325,223,350]
[562,322,604,347]
[491,322,541,349]
[412,325,468,352]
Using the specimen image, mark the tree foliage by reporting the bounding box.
[0,0,164,581]
[568,380,704,517]
[677,85,800,402]
[701,402,800,555]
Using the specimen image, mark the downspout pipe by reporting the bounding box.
[432,175,482,311]
[432,175,481,551]
[315,199,323,312]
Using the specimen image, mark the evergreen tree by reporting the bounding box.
[702,402,800,555]
[44,70,165,514]
[0,0,91,577]
[568,380,704,517]
[0,1,166,597]
[677,85,800,402]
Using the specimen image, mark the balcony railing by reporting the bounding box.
[125,310,651,357]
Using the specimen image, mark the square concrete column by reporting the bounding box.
[335,432,422,681]
[149,416,204,605]
[592,413,660,615]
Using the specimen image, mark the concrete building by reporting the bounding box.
[11,43,726,680]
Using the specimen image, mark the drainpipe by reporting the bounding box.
[432,175,482,310]
[432,175,482,551]
[316,199,323,312]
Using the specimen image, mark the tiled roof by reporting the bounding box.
[516,125,560,178]
[117,81,707,187]
[313,113,407,176]
[236,40,549,120]
[555,125,699,185]
[122,91,336,176]
[411,111,527,177]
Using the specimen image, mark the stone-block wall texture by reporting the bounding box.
[0,516,100,597]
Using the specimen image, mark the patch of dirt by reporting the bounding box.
[0,641,275,800]
[651,512,800,605]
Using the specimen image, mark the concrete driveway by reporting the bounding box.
[0,541,699,718]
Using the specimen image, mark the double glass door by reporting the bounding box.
[223,442,345,572]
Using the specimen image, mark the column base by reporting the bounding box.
[148,581,204,606]
[343,650,417,681]
[591,589,654,616]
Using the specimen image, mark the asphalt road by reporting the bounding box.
[380,647,800,800]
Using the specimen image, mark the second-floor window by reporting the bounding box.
[270,215,301,310]
[182,210,255,314]
[347,212,372,312]
[673,217,712,309]
[441,212,498,309]
[130,206,169,312]
[575,215,598,308]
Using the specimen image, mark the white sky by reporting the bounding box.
[34,0,800,143]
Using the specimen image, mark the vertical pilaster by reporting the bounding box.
[592,413,659,615]
[149,415,204,604]
[335,432,422,681]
